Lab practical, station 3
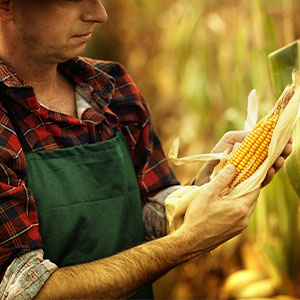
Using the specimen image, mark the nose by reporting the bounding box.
[82,0,108,23]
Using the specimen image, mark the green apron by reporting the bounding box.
[2,98,154,299]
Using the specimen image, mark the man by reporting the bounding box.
[0,0,291,299]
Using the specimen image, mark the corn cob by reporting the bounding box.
[224,69,299,186]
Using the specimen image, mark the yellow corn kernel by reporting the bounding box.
[224,117,276,186]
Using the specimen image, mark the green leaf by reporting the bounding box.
[268,40,300,98]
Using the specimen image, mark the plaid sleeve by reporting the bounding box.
[142,185,181,240]
[0,250,57,300]
[0,106,42,281]
[97,62,180,206]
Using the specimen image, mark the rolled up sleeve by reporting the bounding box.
[0,250,57,300]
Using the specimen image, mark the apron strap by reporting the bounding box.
[0,93,31,153]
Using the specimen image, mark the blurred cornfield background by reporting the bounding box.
[84,0,300,299]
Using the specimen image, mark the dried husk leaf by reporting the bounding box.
[244,89,259,131]
[165,186,200,232]
[168,137,224,165]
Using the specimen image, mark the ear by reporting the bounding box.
[0,0,13,22]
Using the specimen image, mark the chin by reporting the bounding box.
[57,46,86,62]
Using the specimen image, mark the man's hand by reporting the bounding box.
[210,130,249,154]
[179,164,259,254]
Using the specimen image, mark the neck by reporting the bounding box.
[2,50,60,91]
[13,58,59,87]
[1,48,74,111]
[0,25,78,117]
[4,52,77,117]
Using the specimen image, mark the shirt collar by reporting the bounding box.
[58,57,115,109]
[0,57,116,109]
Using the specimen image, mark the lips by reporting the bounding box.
[75,32,92,36]
[72,32,92,42]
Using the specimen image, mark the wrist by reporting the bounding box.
[167,226,202,262]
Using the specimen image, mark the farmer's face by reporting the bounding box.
[9,0,107,63]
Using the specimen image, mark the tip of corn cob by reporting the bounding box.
[270,69,300,118]
[292,69,300,86]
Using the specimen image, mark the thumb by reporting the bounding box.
[209,164,236,194]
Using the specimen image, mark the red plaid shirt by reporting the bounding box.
[0,57,178,279]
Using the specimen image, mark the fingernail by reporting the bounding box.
[225,164,235,173]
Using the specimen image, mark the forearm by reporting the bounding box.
[36,230,195,300]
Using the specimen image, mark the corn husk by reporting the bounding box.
[166,70,300,233]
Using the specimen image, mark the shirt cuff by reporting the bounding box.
[0,249,57,300]
[143,185,182,240]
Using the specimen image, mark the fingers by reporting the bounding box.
[282,139,293,159]
[272,138,293,169]
[224,130,249,145]
[208,164,236,194]
[261,167,275,187]
[212,130,250,154]
[273,156,285,170]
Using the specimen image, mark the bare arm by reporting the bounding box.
[36,165,259,300]
[36,231,191,300]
